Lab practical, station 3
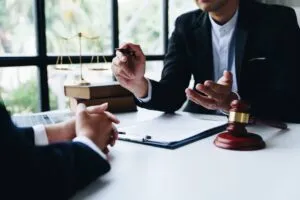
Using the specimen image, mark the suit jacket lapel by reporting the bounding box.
[235,0,253,87]
[235,24,248,86]
[192,12,214,82]
[192,2,253,85]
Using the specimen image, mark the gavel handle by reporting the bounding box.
[248,118,288,129]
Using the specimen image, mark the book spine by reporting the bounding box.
[64,84,132,99]
[69,96,137,113]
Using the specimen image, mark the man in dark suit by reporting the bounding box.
[112,0,300,122]
[0,102,119,199]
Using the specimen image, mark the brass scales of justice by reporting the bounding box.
[55,32,108,86]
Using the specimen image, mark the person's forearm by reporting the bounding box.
[45,121,75,143]
[136,78,152,103]
[130,77,149,98]
[45,123,64,143]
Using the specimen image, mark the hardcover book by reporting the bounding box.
[64,82,132,99]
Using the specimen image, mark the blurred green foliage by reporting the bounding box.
[0,0,196,114]
[3,79,57,114]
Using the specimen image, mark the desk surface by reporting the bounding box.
[72,109,300,200]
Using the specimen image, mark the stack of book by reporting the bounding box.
[64,82,137,113]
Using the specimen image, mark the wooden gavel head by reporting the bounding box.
[214,100,265,150]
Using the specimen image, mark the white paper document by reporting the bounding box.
[118,113,227,143]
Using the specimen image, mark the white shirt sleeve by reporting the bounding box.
[33,125,49,146]
[136,78,152,103]
[73,136,107,159]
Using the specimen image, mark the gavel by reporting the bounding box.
[214,100,266,151]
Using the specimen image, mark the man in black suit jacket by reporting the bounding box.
[0,102,119,199]
[112,0,300,122]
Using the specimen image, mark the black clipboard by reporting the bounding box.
[118,123,227,149]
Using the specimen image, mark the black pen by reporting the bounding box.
[115,48,135,57]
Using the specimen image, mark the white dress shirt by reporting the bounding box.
[32,125,106,159]
[209,9,239,92]
[138,9,240,108]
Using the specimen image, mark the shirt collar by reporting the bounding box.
[209,8,239,37]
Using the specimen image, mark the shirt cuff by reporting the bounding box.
[73,136,107,159]
[220,91,241,115]
[33,125,49,146]
[136,78,152,103]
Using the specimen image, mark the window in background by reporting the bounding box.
[168,0,196,89]
[295,7,300,25]
[45,0,112,55]
[0,0,36,55]
[169,0,197,36]
[0,67,42,114]
[145,61,163,82]
[48,63,114,110]
[118,0,164,55]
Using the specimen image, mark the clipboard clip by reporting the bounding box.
[142,135,152,142]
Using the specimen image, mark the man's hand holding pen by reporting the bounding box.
[112,43,149,99]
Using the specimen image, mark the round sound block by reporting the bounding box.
[214,132,265,150]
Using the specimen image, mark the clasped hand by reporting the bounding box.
[46,103,119,154]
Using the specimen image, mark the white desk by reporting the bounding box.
[72,108,300,200]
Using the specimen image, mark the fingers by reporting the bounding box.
[116,51,127,62]
[104,111,120,124]
[103,147,109,154]
[119,43,130,49]
[185,88,218,110]
[85,103,120,124]
[113,125,119,141]
[86,103,108,113]
[119,43,144,57]
[217,70,233,86]
[195,83,230,107]
[223,70,232,80]
[103,125,118,154]
[76,103,87,117]
[87,105,120,124]
[188,71,235,110]
[195,84,222,99]
[112,43,145,84]
[125,43,144,58]
[203,80,230,94]
[112,57,133,79]
[109,124,118,147]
